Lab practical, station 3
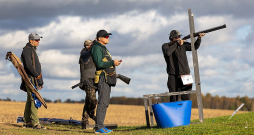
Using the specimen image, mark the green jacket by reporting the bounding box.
[91,41,115,83]
[91,41,114,69]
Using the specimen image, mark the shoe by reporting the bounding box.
[33,123,46,130]
[104,127,113,133]
[95,128,109,134]
[22,122,33,128]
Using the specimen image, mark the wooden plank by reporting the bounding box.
[188,9,204,122]
[143,90,197,98]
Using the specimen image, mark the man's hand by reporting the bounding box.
[177,38,186,45]
[114,59,122,66]
[198,33,206,39]
[37,85,43,90]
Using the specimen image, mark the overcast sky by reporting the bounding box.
[0,0,254,101]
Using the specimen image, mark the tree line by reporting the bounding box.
[1,93,253,111]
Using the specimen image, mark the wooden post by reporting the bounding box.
[143,98,150,127]
[148,98,154,126]
[188,9,204,122]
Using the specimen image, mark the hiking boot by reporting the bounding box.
[95,128,110,134]
[22,122,33,128]
[81,120,89,129]
[33,123,46,130]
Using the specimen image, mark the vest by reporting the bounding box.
[79,48,96,80]
[94,46,116,86]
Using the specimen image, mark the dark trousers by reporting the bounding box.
[82,87,97,124]
[167,75,192,102]
[95,76,111,130]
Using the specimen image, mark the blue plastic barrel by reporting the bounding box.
[152,100,192,128]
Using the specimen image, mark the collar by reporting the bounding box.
[94,41,106,49]
[26,43,37,50]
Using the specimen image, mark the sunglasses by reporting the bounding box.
[35,39,40,42]
[104,36,109,39]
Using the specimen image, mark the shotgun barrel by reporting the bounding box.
[182,24,226,40]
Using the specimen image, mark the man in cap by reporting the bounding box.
[91,30,121,133]
[162,30,205,102]
[21,33,45,129]
[79,39,98,129]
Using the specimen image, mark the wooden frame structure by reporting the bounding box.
[143,9,204,128]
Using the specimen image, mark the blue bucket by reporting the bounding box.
[152,100,192,128]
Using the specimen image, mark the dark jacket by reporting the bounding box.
[162,38,201,75]
[21,43,43,86]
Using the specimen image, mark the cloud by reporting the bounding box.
[203,69,218,76]
[2,0,254,101]
[116,54,165,69]
[194,55,219,69]
[39,50,79,78]
[241,82,253,93]
[0,31,29,49]
[0,73,20,84]
[0,61,3,69]
[225,61,250,71]
[43,78,79,91]
[1,89,23,95]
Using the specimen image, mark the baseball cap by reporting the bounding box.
[96,30,112,39]
[28,33,43,40]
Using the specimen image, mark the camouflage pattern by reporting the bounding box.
[82,87,97,129]
[169,30,182,41]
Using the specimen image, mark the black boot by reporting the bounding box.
[81,120,89,129]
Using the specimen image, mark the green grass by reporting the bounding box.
[0,112,253,135]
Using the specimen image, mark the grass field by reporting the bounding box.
[0,101,248,126]
[0,101,253,135]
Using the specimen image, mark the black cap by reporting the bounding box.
[96,29,112,39]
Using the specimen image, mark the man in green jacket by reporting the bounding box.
[91,30,121,134]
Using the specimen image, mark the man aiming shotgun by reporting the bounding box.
[162,24,226,102]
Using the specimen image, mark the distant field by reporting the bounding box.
[0,101,248,126]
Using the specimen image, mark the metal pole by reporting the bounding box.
[188,9,204,122]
